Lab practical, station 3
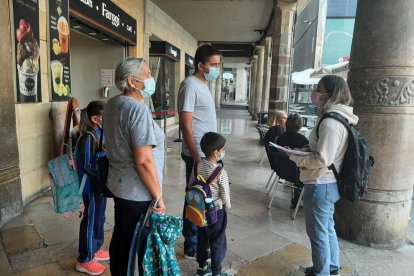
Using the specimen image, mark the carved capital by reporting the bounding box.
[349,75,414,107]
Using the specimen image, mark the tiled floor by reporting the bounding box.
[1,108,414,275]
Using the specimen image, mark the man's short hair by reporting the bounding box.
[194,44,221,72]
[286,113,303,133]
[200,132,226,157]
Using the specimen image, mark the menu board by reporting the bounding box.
[13,0,42,103]
[49,0,71,101]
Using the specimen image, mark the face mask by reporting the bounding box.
[216,151,225,161]
[311,91,328,107]
[133,77,156,98]
[203,66,220,81]
[140,77,156,98]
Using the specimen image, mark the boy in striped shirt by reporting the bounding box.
[188,132,231,276]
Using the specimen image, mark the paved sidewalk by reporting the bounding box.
[1,109,414,275]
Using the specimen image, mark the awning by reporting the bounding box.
[310,61,349,78]
[291,68,320,85]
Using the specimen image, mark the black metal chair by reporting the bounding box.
[256,124,268,167]
[265,143,304,220]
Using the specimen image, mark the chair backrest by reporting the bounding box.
[264,143,276,171]
[269,146,301,185]
[256,125,268,143]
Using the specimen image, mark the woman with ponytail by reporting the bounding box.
[75,101,109,275]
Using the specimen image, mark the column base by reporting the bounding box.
[335,195,412,249]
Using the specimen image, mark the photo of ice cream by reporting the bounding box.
[16,19,40,96]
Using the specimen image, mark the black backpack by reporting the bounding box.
[317,112,375,202]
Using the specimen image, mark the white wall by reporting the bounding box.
[70,31,125,108]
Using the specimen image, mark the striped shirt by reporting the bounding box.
[188,159,231,210]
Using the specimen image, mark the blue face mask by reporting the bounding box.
[139,77,156,98]
[203,66,220,81]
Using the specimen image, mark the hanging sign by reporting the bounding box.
[185,53,195,68]
[69,0,137,45]
[13,0,42,103]
[49,0,72,101]
[150,41,181,62]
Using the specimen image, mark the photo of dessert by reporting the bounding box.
[16,19,40,96]
[50,60,71,96]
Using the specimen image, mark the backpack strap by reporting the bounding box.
[205,165,223,185]
[316,112,352,139]
[316,112,352,179]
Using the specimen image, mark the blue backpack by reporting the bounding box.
[185,163,222,227]
[48,140,87,214]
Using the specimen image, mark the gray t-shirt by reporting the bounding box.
[178,75,217,157]
[103,95,165,201]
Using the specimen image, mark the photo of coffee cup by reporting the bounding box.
[57,16,69,54]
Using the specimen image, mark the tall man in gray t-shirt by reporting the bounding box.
[178,44,221,259]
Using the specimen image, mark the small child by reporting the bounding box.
[188,132,231,276]
[75,101,109,276]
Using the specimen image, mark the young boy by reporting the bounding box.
[188,132,231,276]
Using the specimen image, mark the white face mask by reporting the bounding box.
[217,151,225,161]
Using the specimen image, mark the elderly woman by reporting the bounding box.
[264,110,287,144]
[288,75,356,276]
[104,57,166,276]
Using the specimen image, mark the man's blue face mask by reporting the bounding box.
[203,65,220,81]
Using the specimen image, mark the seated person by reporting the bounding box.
[264,110,287,144]
[276,113,309,149]
[276,113,309,208]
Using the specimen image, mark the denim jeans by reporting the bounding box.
[303,183,341,276]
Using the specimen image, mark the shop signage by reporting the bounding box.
[13,0,42,103]
[150,41,181,62]
[185,53,195,68]
[49,0,71,101]
[100,69,114,87]
[69,0,137,45]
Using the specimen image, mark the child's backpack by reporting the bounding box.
[48,143,86,214]
[317,112,375,202]
[185,163,223,227]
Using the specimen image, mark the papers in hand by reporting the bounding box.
[269,142,312,156]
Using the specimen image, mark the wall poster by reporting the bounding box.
[13,0,42,103]
[49,0,71,101]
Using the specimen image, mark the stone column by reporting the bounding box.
[0,1,23,223]
[249,55,258,116]
[335,0,414,248]
[269,2,296,113]
[261,37,273,112]
[215,64,223,109]
[253,46,265,118]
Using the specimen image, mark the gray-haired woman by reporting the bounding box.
[103,57,165,276]
[287,75,356,276]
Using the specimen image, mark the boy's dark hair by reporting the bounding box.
[200,132,226,157]
[194,44,221,72]
[286,113,303,133]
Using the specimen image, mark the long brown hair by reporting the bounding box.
[79,101,105,137]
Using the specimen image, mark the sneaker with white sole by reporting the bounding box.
[304,266,340,276]
[196,263,212,276]
[94,249,110,261]
[76,260,106,275]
